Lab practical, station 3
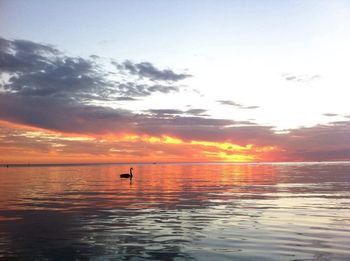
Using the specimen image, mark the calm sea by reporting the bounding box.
[0,162,349,260]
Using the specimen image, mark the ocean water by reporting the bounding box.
[0,162,349,260]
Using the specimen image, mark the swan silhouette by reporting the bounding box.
[120,167,133,179]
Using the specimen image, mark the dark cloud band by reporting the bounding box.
[0,37,185,102]
[114,60,191,82]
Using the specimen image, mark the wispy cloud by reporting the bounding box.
[144,108,208,116]
[283,74,320,83]
[185,109,208,116]
[113,60,192,82]
[145,109,183,115]
[217,100,259,109]
[323,113,338,117]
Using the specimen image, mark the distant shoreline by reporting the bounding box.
[1,161,350,168]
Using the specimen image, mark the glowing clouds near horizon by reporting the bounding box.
[0,121,279,163]
[116,134,279,162]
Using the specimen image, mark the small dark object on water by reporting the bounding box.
[120,168,133,179]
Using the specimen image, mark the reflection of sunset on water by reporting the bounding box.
[1,163,350,260]
[0,163,290,212]
[0,163,279,212]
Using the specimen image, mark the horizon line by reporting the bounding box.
[1,160,350,168]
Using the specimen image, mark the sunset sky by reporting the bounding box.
[1,0,350,163]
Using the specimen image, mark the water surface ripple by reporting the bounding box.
[0,162,349,260]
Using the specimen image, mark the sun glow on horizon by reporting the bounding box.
[0,121,280,164]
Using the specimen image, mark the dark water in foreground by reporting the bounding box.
[0,162,349,260]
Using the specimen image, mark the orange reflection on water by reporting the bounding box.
[0,163,279,211]
[1,163,350,260]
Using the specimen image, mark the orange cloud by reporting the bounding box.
[0,120,281,164]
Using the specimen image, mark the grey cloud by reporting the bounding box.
[116,82,179,97]
[144,108,208,117]
[185,109,208,116]
[285,76,296,81]
[283,74,320,83]
[4,56,109,100]
[281,121,350,161]
[115,97,137,101]
[9,38,59,54]
[217,100,241,106]
[323,113,338,117]
[0,90,257,142]
[244,106,260,109]
[115,60,191,82]
[290,148,350,161]
[217,100,260,109]
[89,54,100,60]
[0,93,134,134]
[146,109,183,115]
[147,84,179,93]
[0,40,58,74]
[0,37,183,102]
[134,114,262,143]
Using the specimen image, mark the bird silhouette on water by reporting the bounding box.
[120,167,133,179]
